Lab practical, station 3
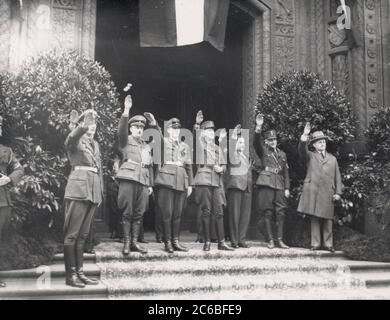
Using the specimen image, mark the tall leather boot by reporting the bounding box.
[131,221,148,254]
[138,220,148,243]
[76,242,99,285]
[216,217,234,251]
[264,216,275,249]
[64,245,85,288]
[122,221,130,256]
[276,216,289,249]
[172,210,188,251]
[202,214,211,251]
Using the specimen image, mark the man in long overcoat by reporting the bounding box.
[297,123,343,252]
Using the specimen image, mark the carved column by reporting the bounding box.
[381,0,390,107]
[364,0,384,122]
[273,0,296,74]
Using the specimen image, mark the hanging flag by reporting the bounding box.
[139,0,230,51]
[338,0,357,49]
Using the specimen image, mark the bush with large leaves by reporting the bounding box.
[0,50,120,229]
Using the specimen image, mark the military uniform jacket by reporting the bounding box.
[64,126,103,204]
[0,144,24,207]
[154,136,194,192]
[297,140,343,219]
[116,115,153,187]
[253,131,290,191]
[193,125,226,187]
[226,148,253,192]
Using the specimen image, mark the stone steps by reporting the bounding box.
[0,278,107,300]
[1,239,390,299]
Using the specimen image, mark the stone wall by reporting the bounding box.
[0,0,96,73]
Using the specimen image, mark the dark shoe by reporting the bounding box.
[156,238,163,243]
[76,268,99,285]
[195,237,204,243]
[203,241,211,251]
[130,242,148,254]
[277,238,290,249]
[122,238,130,256]
[310,246,320,251]
[238,242,250,248]
[164,242,174,253]
[218,241,234,251]
[267,240,275,249]
[138,238,149,244]
[0,281,6,288]
[324,246,335,253]
[231,243,239,249]
[84,248,96,254]
[66,268,85,288]
[172,239,189,252]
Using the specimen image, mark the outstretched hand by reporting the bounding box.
[144,112,157,126]
[83,109,97,127]
[303,122,311,135]
[218,128,227,143]
[256,113,264,127]
[196,110,203,124]
[232,124,241,140]
[124,95,132,114]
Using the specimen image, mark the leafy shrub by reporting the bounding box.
[366,106,390,158]
[0,50,120,230]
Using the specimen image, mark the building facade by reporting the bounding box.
[0,0,389,235]
[1,0,389,131]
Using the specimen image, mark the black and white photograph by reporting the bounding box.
[0,0,390,304]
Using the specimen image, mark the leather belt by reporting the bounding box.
[126,159,152,168]
[165,161,184,167]
[263,166,281,174]
[74,166,98,173]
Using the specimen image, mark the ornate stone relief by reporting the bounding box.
[273,0,296,74]
[364,0,383,111]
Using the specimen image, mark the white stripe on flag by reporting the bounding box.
[340,0,348,20]
[175,0,205,46]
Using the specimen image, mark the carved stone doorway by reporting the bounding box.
[95,0,271,233]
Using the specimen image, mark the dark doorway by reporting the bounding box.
[96,0,251,129]
[96,0,252,233]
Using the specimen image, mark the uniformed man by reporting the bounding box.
[193,111,233,251]
[63,109,101,288]
[253,114,290,249]
[147,114,194,253]
[117,95,153,255]
[298,123,343,252]
[226,124,253,248]
[0,115,24,288]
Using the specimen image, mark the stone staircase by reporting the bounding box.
[1,235,390,299]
